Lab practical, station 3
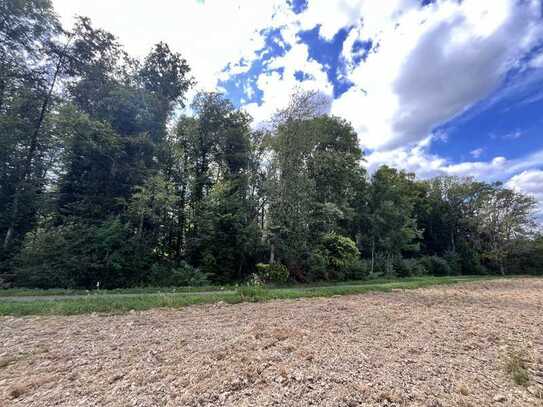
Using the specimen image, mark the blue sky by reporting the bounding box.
[54,0,543,216]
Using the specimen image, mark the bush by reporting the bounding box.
[256,263,289,285]
[200,252,218,279]
[346,259,370,280]
[0,276,10,289]
[15,218,150,289]
[458,247,487,275]
[319,233,360,280]
[149,262,209,287]
[419,256,451,276]
[307,250,328,280]
[394,258,427,277]
[443,251,462,275]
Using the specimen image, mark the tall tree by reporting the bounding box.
[0,0,63,271]
[478,184,537,274]
[364,166,421,274]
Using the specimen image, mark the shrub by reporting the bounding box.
[394,258,427,277]
[200,252,218,279]
[15,218,150,289]
[307,250,328,280]
[458,247,487,275]
[443,251,462,275]
[149,262,209,287]
[0,275,12,289]
[419,256,451,276]
[256,263,289,285]
[346,259,370,280]
[320,233,360,280]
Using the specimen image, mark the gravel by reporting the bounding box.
[1,278,542,406]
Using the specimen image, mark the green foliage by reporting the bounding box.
[149,263,209,287]
[320,233,360,277]
[419,256,451,277]
[307,250,329,280]
[267,92,366,274]
[236,274,268,301]
[346,259,370,280]
[15,218,150,289]
[306,233,361,281]
[457,245,487,275]
[394,258,427,278]
[256,263,289,285]
[366,166,422,260]
[443,251,462,275]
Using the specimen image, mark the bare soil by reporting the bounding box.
[1,278,542,406]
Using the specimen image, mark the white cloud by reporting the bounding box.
[503,130,523,140]
[53,0,288,89]
[470,148,484,159]
[364,139,543,184]
[243,38,333,123]
[529,52,543,68]
[364,137,448,179]
[333,0,543,150]
[506,170,543,219]
[54,0,542,140]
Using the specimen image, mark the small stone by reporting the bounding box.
[493,394,507,403]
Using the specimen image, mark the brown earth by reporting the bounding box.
[1,279,542,407]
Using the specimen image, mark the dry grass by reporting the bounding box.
[0,356,18,369]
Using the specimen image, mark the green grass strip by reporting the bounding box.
[0,276,503,317]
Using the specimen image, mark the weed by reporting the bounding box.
[0,356,17,369]
[236,275,268,301]
[504,348,530,386]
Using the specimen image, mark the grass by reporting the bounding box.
[0,275,500,317]
[0,275,496,297]
[0,285,231,297]
[503,347,531,386]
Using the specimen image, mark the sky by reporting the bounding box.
[53,0,543,217]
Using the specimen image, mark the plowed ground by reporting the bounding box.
[1,278,542,406]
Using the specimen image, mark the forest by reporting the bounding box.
[1,0,542,290]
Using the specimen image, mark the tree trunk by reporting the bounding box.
[370,238,375,275]
[0,57,7,114]
[3,41,69,249]
[269,241,275,264]
[177,182,186,259]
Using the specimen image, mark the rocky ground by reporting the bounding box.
[1,278,542,406]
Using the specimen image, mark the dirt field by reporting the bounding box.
[1,279,542,407]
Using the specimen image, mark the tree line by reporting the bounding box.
[1,0,541,289]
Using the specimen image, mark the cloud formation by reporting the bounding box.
[506,169,543,219]
[53,0,287,89]
[333,0,542,150]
